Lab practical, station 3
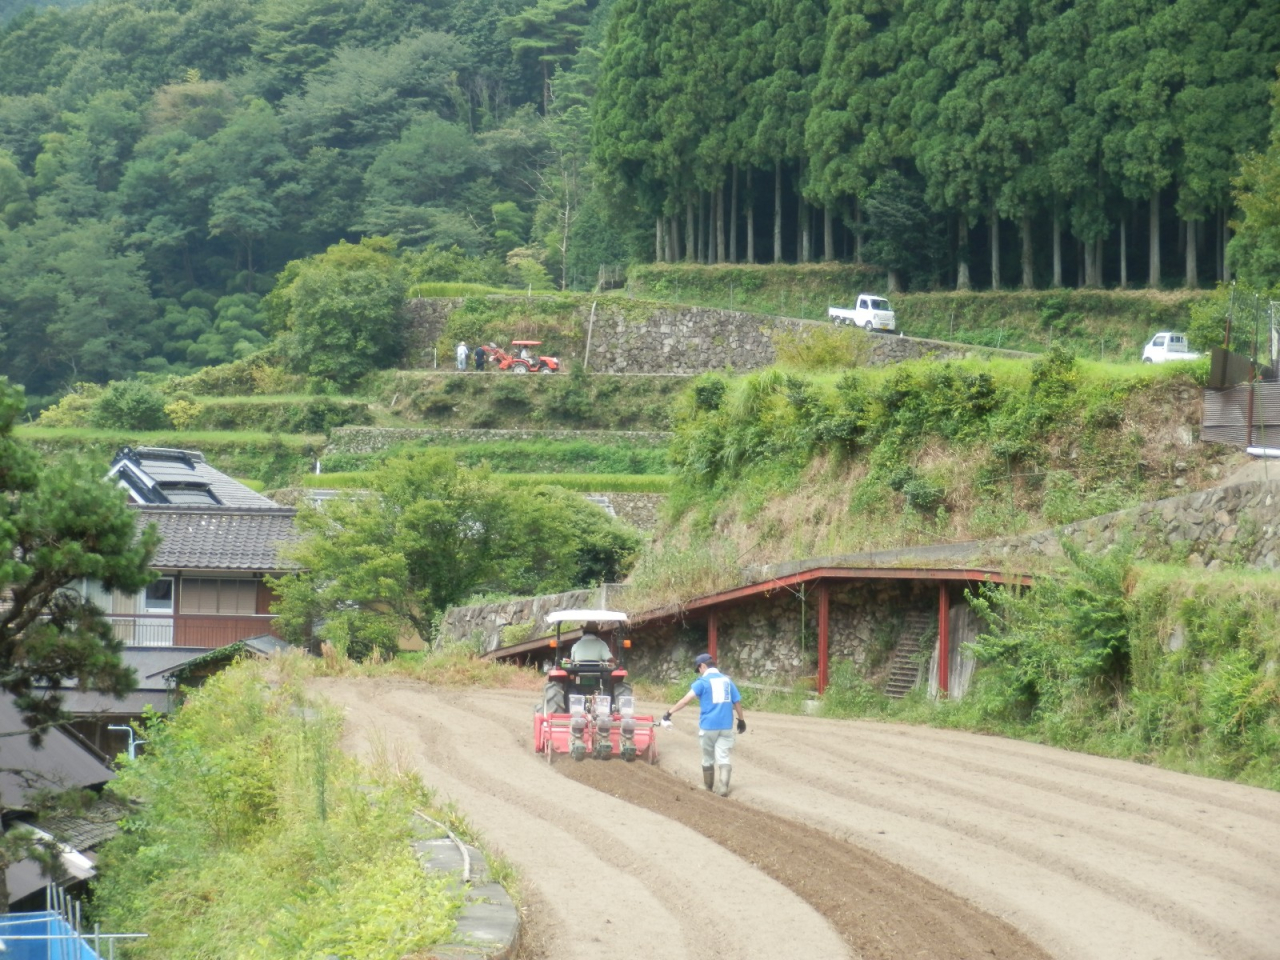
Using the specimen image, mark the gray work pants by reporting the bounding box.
[698,727,735,767]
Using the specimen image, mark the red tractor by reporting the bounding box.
[482,340,560,374]
[533,610,658,764]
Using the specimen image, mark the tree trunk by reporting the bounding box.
[956,218,971,291]
[730,166,739,263]
[696,190,706,263]
[1218,216,1228,280]
[1148,192,1160,288]
[1078,239,1086,287]
[854,198,863,263]
[1052,207,1062,288]
[989,207,1000,291]
[670,216,680,262]
[774,160,783,263]
[1185,218,1198,288]
[686,199,695,263]
[799,197,811,263]
[823,207,833,262]
[887,269,902,293]
[715,184,726,264]
[655,216,663,262]
[1216,207,1224,282]
[1020,214,1033,289]
[1119,218,1127,288]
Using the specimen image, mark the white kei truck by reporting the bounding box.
[829,294,896,332]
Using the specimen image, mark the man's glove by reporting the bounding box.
[661,711,672,724]
[736,718,747,734]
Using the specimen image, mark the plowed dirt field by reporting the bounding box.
[312,679,1280,960]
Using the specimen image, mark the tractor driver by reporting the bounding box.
[570,622,614,664]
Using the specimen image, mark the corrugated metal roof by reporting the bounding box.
[137,506,300,571]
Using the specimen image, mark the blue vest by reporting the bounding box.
[691,668,740,730]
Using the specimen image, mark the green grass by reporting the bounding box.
[231,477,266,491]
[408,282,533,298]
[320,438,671,475]
[16,426,324,446]
[302,471,672,493]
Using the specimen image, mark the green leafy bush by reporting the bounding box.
[91,380,172,430]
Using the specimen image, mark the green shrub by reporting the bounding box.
[92,661,463,958]
[36,383,104,427]
[91,380,172,430]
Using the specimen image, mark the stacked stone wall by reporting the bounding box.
[439,584,631,652]
[403,298,1032,376]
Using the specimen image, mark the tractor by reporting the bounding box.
[482,340,560,374]
[533,610,658,764]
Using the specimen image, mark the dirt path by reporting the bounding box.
[311,679,1280,960]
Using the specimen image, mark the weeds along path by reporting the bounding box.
[311,680,1280,960]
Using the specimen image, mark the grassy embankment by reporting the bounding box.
[626,349,1236,609]
[90,658,479,958]
[623,348,1277,792]
[736,562,1280,792]
[628,263,1212,360]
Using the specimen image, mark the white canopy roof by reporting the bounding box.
[545,609,628,623]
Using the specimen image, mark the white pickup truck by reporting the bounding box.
[829,294,896,332]
[1141,332,1200,364]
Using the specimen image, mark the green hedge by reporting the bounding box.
[190,396,374,433]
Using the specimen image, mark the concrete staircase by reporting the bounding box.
[883,612,935,699]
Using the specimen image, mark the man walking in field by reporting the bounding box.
[456,341,469,370]
[664,653,746,796]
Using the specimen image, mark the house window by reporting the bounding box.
[144,578,174,613]
[181,578,259,615]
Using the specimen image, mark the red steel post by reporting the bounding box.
[817,582,830,695]
[708,611,718,661]
[938,583,951,698]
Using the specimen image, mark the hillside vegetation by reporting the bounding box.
[629,265,1212,359]
[629,350,1231,606]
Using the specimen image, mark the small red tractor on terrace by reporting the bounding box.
[534,610,658,764]
[482,340,560,374]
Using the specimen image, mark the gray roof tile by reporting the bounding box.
[137,506,301,571]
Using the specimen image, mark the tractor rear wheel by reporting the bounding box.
[543,682,566,715]
[512,362,530,374]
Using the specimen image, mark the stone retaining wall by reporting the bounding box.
[404,297,1032,376]
[599,493,665,531]
[993,478,1280,570]
[440,585,631,652]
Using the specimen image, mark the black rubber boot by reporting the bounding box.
[702,766,715,791]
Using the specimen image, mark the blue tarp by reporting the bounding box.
[0,911,100,960]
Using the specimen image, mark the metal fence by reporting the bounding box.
[105,614,278,648]
[1202,383,1280,448]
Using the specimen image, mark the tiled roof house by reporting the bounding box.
[89,448,302,650]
